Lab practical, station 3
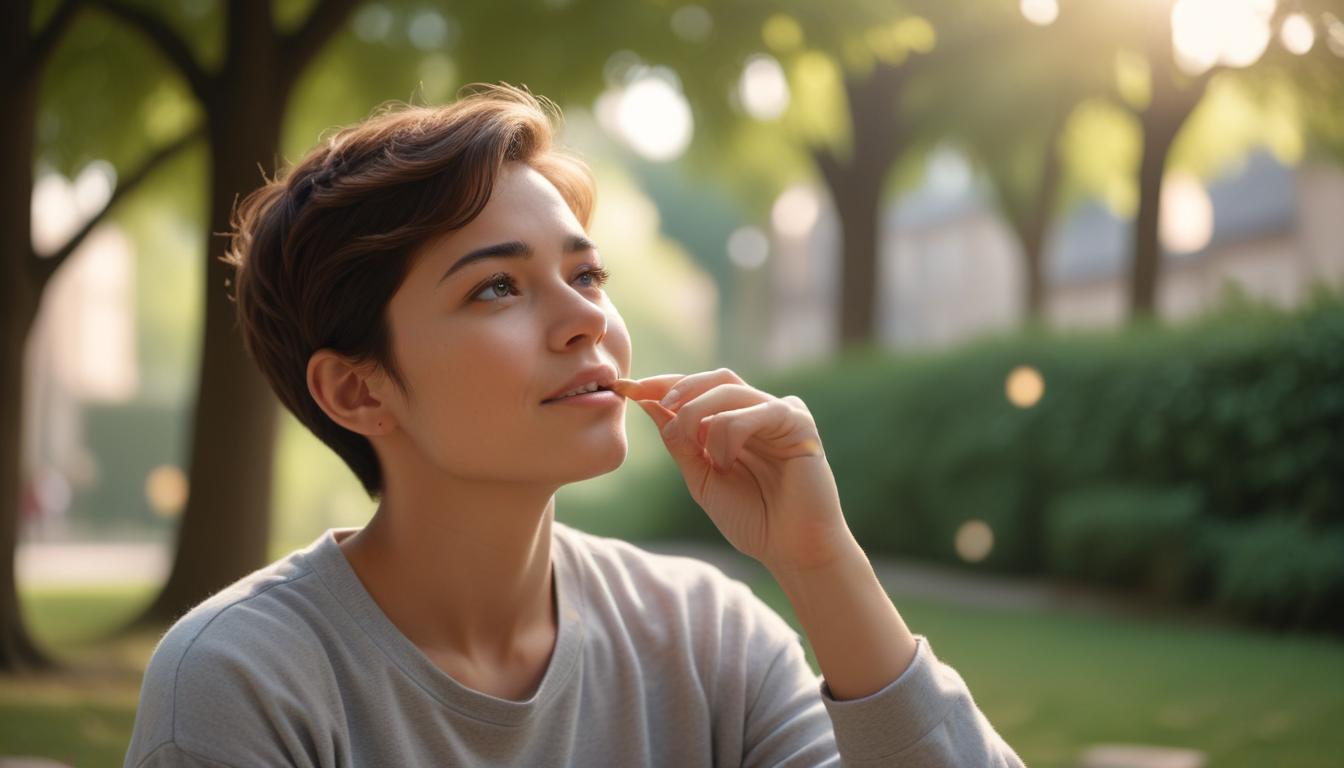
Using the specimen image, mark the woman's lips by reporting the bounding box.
[542,390,623,406]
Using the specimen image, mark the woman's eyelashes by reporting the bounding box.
[469,265,611,303]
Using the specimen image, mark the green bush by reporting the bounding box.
[1045,484,1203,601]
[1203,517,1344,632]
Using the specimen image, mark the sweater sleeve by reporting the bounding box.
[743,633,1027,767]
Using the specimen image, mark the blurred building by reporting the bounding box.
[761,150,1344,365]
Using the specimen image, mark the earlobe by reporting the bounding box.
[307,349,391,436]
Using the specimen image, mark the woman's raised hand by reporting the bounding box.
[612,369,858,574]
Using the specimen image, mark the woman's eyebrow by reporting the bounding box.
[438,234,597,286]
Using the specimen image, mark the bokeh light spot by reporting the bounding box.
[771,184,821,239]
[671,5,712,43]
[146,465,189,519]
[739,54,790,121]
[1160,173,1214,254]
[1006,365,1045,408]
[762,14,803,53]
[1279,13,1315,55]
[727,226,769,270]
[955,520,995,563]
[607,73,694,162]
[1020,0,1059,27]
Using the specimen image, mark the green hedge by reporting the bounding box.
[631,292,1344,632]
[1046,484,1204,602]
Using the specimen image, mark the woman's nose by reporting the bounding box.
[547,280,608,349]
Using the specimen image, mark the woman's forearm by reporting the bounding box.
[767,537,919,702]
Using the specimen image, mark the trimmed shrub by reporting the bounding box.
[1045,484,1203,601]
[1203,518,1344,632]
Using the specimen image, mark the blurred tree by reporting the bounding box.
[683,2,1022,345]
[930,12,1106,324]
[75,0,363,630]
[444,1,914,345]
[1117,3,1217,321]
[0,0,201,673]
[1066,0,1344,321]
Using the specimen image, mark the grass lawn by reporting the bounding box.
[750,577,1344,768]
[2,584,159,768]
[3,580,1342,767]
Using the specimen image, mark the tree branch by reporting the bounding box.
[88,0,213,105]
[30,125,204,289]
[25,0,82,80]
[278,0,362,86]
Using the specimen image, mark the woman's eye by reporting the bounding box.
[577,266,612,289]
[470,266,611,304]
[471,273,520,303]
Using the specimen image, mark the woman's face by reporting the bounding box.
[377,161,633,485]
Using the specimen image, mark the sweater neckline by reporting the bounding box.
[302,523,585,726]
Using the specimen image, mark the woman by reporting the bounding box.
[123,83,1025,767]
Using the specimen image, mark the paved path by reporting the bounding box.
[637,539,1168,620]
[16,540,167,588]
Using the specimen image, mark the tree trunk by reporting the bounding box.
[1129,120,1178,319]
[0,314,51,675]
[0,0,60,673]
[126,5,286,630]
[1020,127,1064,325]
[118,0,362,631]
[1127,53,1212,322]
[815,64,908,350]
[830,170,887,346]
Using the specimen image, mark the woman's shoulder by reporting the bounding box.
[140,545,333,693]
[128,545,339,759]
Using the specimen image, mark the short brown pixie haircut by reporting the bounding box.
[223,83,596,500]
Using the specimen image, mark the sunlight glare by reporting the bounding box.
[610,73,694,162]
[1171,0,1275,75]
[1019,0,1059,27]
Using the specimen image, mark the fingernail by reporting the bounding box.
[660,389,681,409]
[660,418,676,438]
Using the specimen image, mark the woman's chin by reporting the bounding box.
[569,440,628,479]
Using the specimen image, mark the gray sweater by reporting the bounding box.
[124,522,1025,767]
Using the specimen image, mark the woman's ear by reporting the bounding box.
[307,349,396,436]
